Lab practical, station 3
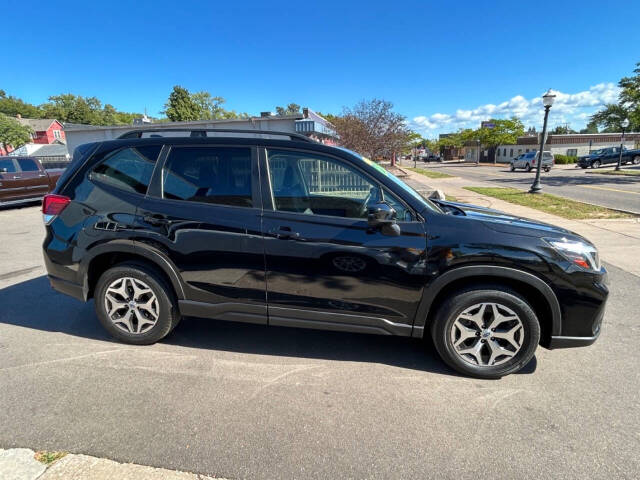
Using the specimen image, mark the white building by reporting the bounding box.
[64,108,337,155]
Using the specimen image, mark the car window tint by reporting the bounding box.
[267,149,377,219]
[17,158,39,172]
[162,147,252,208]
[0,158,16,173]
[91,146,161,194]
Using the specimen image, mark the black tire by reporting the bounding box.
[543,167,550,172]
[580,165,588,169]
[510,164,515,171]
[94,262,180,345]
[633,156,640,165]
[430,286,540,379]
[525,163,532,172]
[592,160,601,168]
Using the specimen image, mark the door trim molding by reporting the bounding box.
[268,306,412,336]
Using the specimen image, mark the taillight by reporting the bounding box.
[42,194,70,224]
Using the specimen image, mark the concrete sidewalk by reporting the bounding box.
[0,448,224,480]
[401,168,640,276]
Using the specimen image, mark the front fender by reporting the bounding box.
[411,265,562,338]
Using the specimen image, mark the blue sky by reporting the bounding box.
[1,0,639,137]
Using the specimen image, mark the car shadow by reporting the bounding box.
[0,275,537,377]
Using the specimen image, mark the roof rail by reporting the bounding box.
[116,128,315,143]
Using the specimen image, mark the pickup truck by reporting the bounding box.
[0,156,64,206]
[577,147,640,169]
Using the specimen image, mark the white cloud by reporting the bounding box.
[410,82,620,137]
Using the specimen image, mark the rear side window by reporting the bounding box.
[17,158,39,171]
[91,146,161,194]
[162,146,253,207]
[0,158,16,173]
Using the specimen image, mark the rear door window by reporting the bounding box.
[161,146,253,208]
[0,158,16,173]
[91,146,161,194]
[17,158,39,172]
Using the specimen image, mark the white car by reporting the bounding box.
[511,151,554,172]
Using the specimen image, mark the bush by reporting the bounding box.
[554,154,578,164]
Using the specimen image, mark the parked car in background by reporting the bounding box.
[577,147,640,169]
[423,154,441,163]
[510,151,554,172]
[0,156,64,206]
[42,128,608,379]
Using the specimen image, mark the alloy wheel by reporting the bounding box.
[104,277,159,334]
[450,302,524,367]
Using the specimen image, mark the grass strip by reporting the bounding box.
[463,187,634,220]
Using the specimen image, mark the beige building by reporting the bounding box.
[494,133,640,163]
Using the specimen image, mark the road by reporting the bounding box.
[404,160,640,213]
[1,206,639,479]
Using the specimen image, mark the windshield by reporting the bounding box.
[590,149,605,155]
[332,146,442,214]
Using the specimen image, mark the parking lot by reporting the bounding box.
[1,204,639,479]
[405,161,640,214]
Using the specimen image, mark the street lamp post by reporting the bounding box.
[476,139,480,165]
[529,89,556,194]
[616,118,630,171]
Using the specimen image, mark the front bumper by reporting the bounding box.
[48,275,85,301]
[547,268,607,349]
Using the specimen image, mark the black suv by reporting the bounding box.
[42,129,608,378]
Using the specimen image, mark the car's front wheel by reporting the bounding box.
[430,287,540,378]
[94,263,180,345]
[510,164,515,171]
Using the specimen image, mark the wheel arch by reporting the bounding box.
[412,266,561,347]
[80,240,186,301]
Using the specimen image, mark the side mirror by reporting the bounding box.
[367,203,400,236]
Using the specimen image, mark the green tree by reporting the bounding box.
[551,125,577,134]
[41,94,100,124]
[0,92,43,118]
[191,91,227,120]
[579,120,599,134]
[0,113,33,153]
[163,86,201,122]
[591,61,640,132]
[275,103,301,116]
[591,104,631,132]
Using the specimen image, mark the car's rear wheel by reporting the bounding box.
[430,287,540,379]
[592,160,601,168]
[94,263,180,345]
[525,163,532,172]
[543,167,550,172]
[633,156,640,165]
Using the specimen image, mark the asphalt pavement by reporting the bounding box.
[407,160,640,214]
[1,206,639,479]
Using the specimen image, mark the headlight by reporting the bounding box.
[544,237,600,271]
